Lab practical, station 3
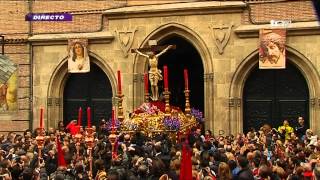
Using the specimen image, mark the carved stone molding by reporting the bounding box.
[204,73,214,82]
[133,73,142,83]
[229,97,241,107]
[112,97,118,106]
[140,74,145,83]
[310,98,316,107]
[47,97,53,106]
[115,28,137,57]
[209,22,234,54]
[55,98,61,107]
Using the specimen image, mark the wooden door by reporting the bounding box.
[63,63,113,127]
[243,63,309,132]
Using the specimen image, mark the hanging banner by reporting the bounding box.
[0,55,17,112]
[259,29,286,69]
[67,39,90,73]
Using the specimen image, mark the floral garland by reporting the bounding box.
[122,120,139,131]
[191,108,204,123]
[163,116,181,131]
[134,103,160,115]
[106,118,121,131]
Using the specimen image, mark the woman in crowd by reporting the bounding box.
[0,118,317,180]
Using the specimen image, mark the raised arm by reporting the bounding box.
[133,49,149,58]
[155,45,173,58]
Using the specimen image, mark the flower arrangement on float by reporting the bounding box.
[115,68,204,138]
[119,102,201,137]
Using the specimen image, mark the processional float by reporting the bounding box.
[109,44,203,140]
[35,44,204,180]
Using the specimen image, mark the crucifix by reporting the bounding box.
[131,40,176,101]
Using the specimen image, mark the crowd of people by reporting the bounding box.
[0,116,320,180]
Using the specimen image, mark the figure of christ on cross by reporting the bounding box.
[132,42,175,101]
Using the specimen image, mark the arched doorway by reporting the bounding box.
[63,62,113,126]
[158,36,204,113]
[243,62,309,132]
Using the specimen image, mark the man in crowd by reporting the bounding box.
[1,116,320,180]
[295,116,307,140]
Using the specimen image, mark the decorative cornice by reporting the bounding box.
[28,31,114,45]
[3,39,28,44]
[47,97,53,107]
[204,73,214,82]
[112,97,119,106]
[103,1,246,19]
[55,98,61,107]
[133,73,141,83]
[310,98,316,107]
[235,21,320,38]
[229,97,241,107]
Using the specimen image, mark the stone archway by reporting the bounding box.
[229,46,320,135]
[133,22,214,130]
[46,52,117,128]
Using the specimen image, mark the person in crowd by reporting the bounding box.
[278,119,294,140]
[95,159,107,180]
[295,116,307,140]
[234,155,254,180]
[218,162,232,180]
[314,164,320,180]
[1,116,320,180]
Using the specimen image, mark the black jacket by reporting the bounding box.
[295,125,307,139]
[233,168,254,180]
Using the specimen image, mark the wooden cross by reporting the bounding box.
[131,40,176,53]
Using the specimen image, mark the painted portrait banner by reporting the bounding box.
[259,29,286,69]
[68,39,90,73]
[0,55,17,112]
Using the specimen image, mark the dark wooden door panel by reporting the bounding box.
[244,100,273,132]
[64,99,88,123]
[91,99,113,125]
[278,100,308,128]
[63,63,113,127]
[243,63,309,133]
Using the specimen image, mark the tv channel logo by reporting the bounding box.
[25,13,72,21]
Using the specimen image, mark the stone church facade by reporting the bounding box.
[1,0,320,135]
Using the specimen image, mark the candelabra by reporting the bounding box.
[117,94,124,122]
[163,89,171,117]
[85,127,95,180]
[35,128,45,167]
[184,89,191,118]
[108,131,117,160]
[74,127,83,160]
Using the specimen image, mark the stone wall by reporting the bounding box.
[1,0,320,134]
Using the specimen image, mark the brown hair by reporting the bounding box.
[72,42,84,62]
[218,162,232,180]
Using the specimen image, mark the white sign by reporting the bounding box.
[148,40,157,46]
[270,20,292,27]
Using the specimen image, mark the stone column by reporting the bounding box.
[204,73,214,132]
